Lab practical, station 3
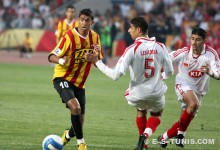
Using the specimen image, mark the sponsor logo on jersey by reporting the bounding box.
[74,49,93,63]
[188,70,204,78]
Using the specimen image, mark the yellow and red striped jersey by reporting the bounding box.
[51,28,103,88]
[56,18,79,40]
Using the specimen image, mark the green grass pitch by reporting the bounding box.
[0,63,219,150]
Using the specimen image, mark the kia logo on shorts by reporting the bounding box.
[188,70,204,78]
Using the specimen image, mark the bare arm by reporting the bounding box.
[48,54,68,65]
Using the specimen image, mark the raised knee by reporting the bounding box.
[188,101,199,114]
[69,104,81,115]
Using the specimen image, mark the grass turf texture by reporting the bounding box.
[0,63,219,150]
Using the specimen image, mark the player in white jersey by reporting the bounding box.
[85,17,173,150]
[158,27,220,148]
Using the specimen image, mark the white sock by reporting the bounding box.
[144,128,152,137]
[65,131,71,139]
[77,138,85,145]
[162,132,169,141]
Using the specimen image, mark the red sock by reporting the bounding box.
[179,109,194,132]
[145,116,161,136]
[136,116,147,135]
[167,121,179,138]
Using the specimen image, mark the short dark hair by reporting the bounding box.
[130,17,148,34]
[66,5,75,10]
[79,8,94,20]
[191,27,206,40]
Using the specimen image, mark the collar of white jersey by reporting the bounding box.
[189,44,206,58]
[135,37,156,42]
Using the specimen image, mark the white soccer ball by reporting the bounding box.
[42,134,63,150]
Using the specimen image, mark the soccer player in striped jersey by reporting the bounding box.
[158,27,220,148]
[85,17,173,150]
[56,5,78,43]
[48,8,103,150]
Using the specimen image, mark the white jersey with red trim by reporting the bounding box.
[96,37,173,100]
[170,45,220,95]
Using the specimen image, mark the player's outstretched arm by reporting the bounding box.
[85,52,123,81]
[85,44,132,81]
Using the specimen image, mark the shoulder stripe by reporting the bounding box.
[173,48,188,57]
[126,43,135,50]
[206,45,219,60]
[173,47,190,57]
[122,43,136,57]
[156,42,164,49]
[206,49,219,61]
[134,42,142,54]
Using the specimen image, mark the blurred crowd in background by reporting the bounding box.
[0,0,220,56]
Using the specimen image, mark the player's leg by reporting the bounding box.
[67,98,85,142]
[53,78,84,148]
[135,96,165,150]
[159,84,185,147]
[67,99,84,143]
[175,90,199,147]
[73,85,87,150]
[125,88,147,136]
[145,110,162,137]
[136,109,147,136]
[62,98,82,145]
[135,110,163,150]
[159,85,200,148]
[136,109,148,149]
[158,115,181,148]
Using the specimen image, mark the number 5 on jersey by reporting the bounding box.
[145,58,155,78]
[60,81,69,89]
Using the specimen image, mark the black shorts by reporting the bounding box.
[53,77,86,114]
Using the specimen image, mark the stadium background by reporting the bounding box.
[0,0,220,57]
[0,0,220,150]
